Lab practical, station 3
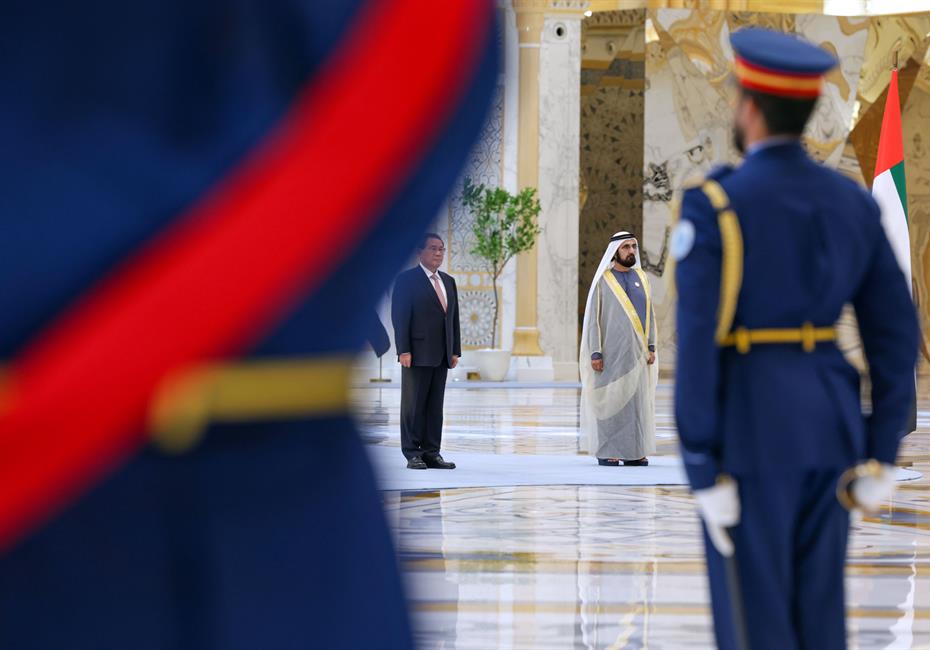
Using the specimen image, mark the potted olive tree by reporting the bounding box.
[462,178,541,381]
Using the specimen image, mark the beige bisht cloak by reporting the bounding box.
[579,233,657,460]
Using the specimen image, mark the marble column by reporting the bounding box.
[513,3,546,359]
[512,0,586,381]
[538,12,584,381]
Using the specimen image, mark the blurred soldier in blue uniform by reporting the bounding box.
[674,28,918,650]
[0,2,498,648]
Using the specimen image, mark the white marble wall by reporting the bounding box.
[439,3,519,364]
[643,10,734,359]
[797,15,870,167]
[357,5,582,382]
[354,5,519,381]
[500,3,521,356]
[538,15,583,381]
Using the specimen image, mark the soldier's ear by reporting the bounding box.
[743,94,765,122]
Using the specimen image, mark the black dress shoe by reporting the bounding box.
[622,458,649,466]
[407,456,428,470]
[597,458,620,466]
[424,454,456,469]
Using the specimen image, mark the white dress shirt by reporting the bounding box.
[420,263,448,304]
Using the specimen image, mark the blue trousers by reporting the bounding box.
[705,470,849,650]
[0,416,413,650]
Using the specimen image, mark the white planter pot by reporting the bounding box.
[449,363,470,382]
[471,349,512,382]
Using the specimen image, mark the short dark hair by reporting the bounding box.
[418,232,444,250]
[741,88,817,136]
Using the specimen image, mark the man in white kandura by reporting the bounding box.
[580,231,657,467]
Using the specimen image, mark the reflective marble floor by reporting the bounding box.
[353,383,930,649]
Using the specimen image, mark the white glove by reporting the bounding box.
[851,463,896,513]
[694,477,740,557]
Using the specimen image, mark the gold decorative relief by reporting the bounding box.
[641,8,877,359]
[726,11,795,34]
[857,15,930,104]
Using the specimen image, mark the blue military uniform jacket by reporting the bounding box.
[675,140,919,490]
[0,2,499,648]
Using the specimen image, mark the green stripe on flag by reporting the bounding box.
[891,161,908,221]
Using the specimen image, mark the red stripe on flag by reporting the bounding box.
[874,69,904,178]
[0,0,493,549]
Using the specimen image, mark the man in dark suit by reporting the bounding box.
[391,233,460,470]
[367,310,391,359]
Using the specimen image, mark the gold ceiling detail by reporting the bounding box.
[857,14,930,102]
[586,0,930,15]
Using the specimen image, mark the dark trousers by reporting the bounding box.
[0,417,413,650]
[706,469,849,650]
[400,363,448,460]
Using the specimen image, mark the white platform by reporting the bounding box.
[895,467,922,481]
[366,444,922,492]
[355,380,581,389]
[512,355,555,382]
[369,446,685,490]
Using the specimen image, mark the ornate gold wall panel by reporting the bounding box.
[592,1,825,11]
[580,7,930,366]
[640,9,876,358]
[845,15,930,366]
[579,10,646,330]
[901,60,930,364]
[856,14,930,103]
[589,1,930,15]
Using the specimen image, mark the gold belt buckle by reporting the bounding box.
[734,327,751,354]
[801,322,816,353]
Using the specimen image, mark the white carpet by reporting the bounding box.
[895,467,922,482]
[355,381,582,389]
[367,445,688,490]
[366,444,922,491]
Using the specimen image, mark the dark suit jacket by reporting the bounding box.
[391,266,461,368]
[366,310,391,358]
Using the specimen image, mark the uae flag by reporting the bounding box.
[872,67,917,433]
[872,68,910,282]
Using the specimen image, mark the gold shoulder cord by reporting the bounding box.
[669,174,708,297]
[700,180,744,345]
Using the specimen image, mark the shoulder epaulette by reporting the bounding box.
[680,164,734,196]
[705,164,735,182]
